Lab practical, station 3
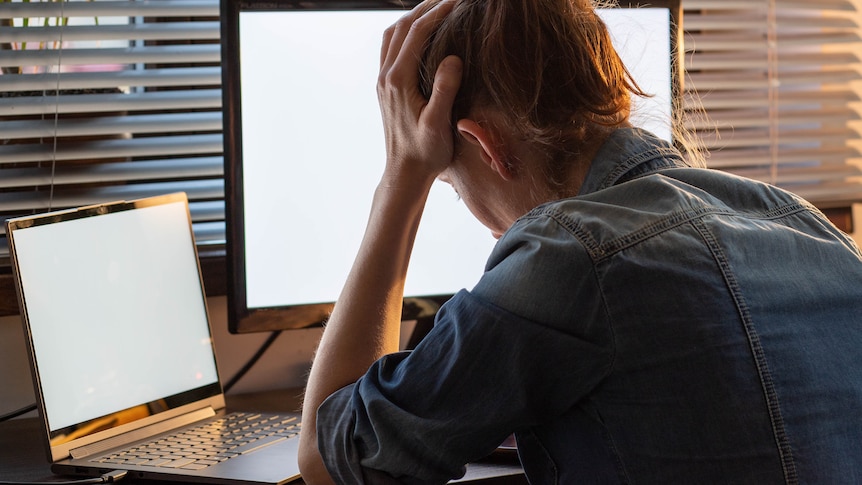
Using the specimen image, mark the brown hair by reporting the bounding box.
[419,0,650,184]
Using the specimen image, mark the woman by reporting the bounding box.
[299,0,862,483]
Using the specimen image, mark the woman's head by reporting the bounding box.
[419,0,646,187]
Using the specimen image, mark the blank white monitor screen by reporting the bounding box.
[226,1,676,331]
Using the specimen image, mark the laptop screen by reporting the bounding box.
[7,194,221,443]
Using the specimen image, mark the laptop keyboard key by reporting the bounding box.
[159,458,197,468]
[230,435,287,455]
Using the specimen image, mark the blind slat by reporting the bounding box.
[0,179,224,213]
[0,134,223,164]
[686,14,860,31]
[0,23,219,44]
[0,45,220,68]
[687,90,860,110]
[0,0,219,19]
[785,183,862,206]
[731,165,862,184]
[193,222,226,245]
[684,35,862,52]
[704,147,859,166]
[687,108,859,130]
[688,52,861,70]
[0,89,221,116]
[0,157,224,189]
[190,200,226,222]
[684,0,857,10]
[697,128,858,148]
[3,112,222,140]
[687,70,861,91]
[0,67,221,92]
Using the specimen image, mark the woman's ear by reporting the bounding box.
[456,119,515,181]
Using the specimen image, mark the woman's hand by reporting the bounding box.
[377,0,463,191]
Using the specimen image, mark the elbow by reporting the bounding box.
[298,434,335,485]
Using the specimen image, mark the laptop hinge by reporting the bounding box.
[69,406,216,459]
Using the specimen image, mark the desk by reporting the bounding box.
[0,390,526,484]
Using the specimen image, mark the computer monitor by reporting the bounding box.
[220,0,682,334]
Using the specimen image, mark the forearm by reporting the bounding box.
[308,180,432,394]
[297,2,460,480]
[298,178,433,484]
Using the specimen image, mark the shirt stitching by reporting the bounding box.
[692,219,799,485]
[534,201,811,264]
[598,146,686,190]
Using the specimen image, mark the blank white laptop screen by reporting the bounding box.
[11,200,219,435]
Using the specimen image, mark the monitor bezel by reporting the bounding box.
[220,0,683,334]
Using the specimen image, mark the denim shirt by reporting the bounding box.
[317,128,862,484]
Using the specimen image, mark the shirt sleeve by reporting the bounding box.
[316,214,614,484]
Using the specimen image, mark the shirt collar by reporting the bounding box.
[577,127,689,197]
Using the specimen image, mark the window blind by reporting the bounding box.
[0,0,223,272]
[682,0,862,208]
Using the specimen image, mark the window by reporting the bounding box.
[0,0,224,314]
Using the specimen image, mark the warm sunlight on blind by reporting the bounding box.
[682,0,862,207]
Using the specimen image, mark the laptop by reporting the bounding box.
[6,192,302,484]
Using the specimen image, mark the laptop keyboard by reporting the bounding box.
[92,412,301,470]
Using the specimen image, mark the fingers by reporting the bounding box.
[375,0,461,182]
[380,18,396,69]
[424,55,463,127]
[380,0,455,76]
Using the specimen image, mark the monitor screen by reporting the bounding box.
[220,0,682,333]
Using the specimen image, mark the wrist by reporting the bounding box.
[375,170,437,208]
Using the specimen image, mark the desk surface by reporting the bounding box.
[0,389,526,484]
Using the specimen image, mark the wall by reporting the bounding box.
[0,296,324,419]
